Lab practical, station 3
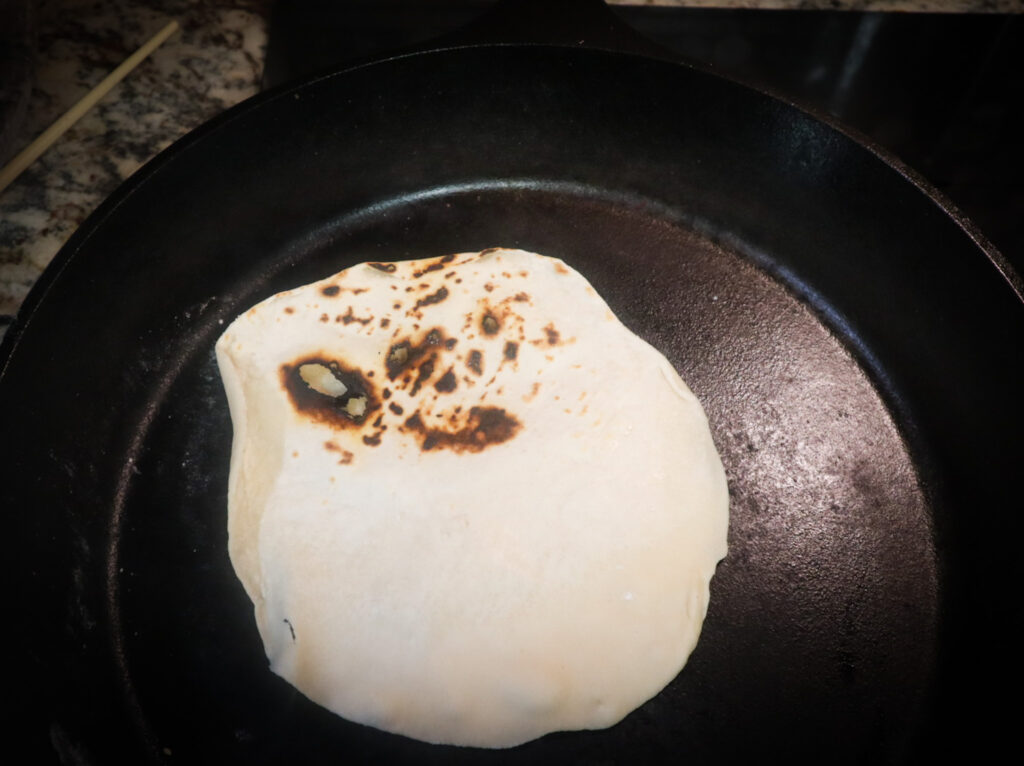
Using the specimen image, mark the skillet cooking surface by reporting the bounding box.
[2,46,1021,764]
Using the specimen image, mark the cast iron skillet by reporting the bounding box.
[2,1,1022,763]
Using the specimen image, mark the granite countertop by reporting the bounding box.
[0,0,1017,341]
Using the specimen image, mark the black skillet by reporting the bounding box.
[2,0,1022,763]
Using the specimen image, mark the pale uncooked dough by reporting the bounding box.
[216,248,729,748]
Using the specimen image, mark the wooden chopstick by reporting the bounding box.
[0,20,180,197]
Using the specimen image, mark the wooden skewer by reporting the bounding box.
[0,20,180,197]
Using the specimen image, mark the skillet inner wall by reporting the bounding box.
[112,188,937,763]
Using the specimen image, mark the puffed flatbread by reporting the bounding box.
[216,248,728,748]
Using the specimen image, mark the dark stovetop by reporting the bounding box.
[263,1,1023,278]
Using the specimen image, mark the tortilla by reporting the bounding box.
[215,247,729,748]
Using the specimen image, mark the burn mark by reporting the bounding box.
[467,349,483,375]
[434,368,457,393]
[382,387,391,399]
[513,292,530,302]
[368,262,396,273]
[280,356,379,429]
[403,406,521,453]
[324,441,354,464]
[319,313,329,323]
[479,247,500,256]
[504,341,518,361]
[362,433,382,446]
[481,313,500,336]
[411,354,436,396]
[321,285,341,296]
[385,327,447,380]
[554,263,569,275]
[389,402,404,416]
[380,317,390,328]
[284,307,294,314]
[543,324,559,345]
[337,307,373,325]
[484,283,495,292]
[413,286,449,311]
[409,254,457,279]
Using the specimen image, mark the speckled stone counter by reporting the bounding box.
[0,0,1016,339]
[0,0,269,333]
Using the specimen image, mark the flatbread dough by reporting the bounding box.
[216,248,728,748]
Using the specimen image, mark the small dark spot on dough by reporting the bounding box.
[362,433,382,446]
[504,341,518,361]
[389,402,404,415]
[321,285,340,296]
[369,262,397,273]
[413,285,449,311]
[434,368,457,393]
[284,307,294,314]
[481,313,500,335]
[544,324,559,345]
[337,307,373,325]
[467,349,483,375]
[380,317,391,328]
[404,406,521,453]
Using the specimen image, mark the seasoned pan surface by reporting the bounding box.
[2,45,1021,764]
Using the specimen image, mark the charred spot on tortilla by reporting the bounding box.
[338,307,372,325]
[323,441,355,465]
[412,255,454,278]
[389,402,404,416]
[481,313,500,336]
[412,286,449,312]
[386,328,447,380]
[321,285,341,297]
[467,349,484,375]
[434,368,457,393]
[368,262,397,273]
[403,405,521,453]
[543,324,560,345]
[410,354,436,396]
[503,341,518,361]
[280,356,378,428]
